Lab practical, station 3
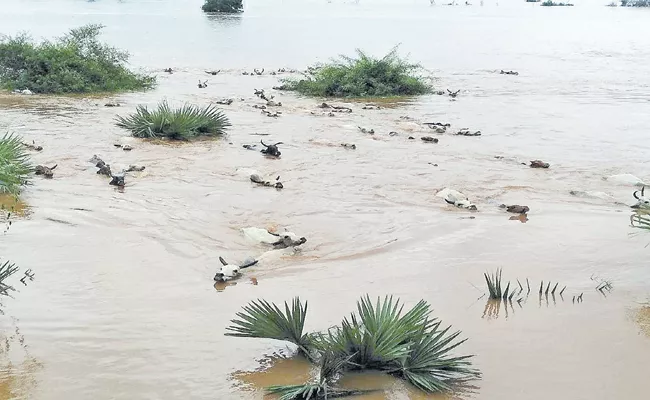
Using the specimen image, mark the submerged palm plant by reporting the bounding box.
[225,298,314,357]
[0,133,32,196]
[226,296,479,399]
[267,352,374,400]
[281,47,432,98]
[115,101,230,140]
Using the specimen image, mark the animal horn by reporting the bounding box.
[634,190,641,200]
[274,142,284,146]
[642,186,645,197]
[240,259,258,269]
[260,140,269,147]
[219,257,228,266]
[447,89,452,93]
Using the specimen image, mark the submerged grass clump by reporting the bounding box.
[0,24,155,94]
[226,296,479,398]
[202,0,243,13]
[483,270,579,309]
[115,101,231,140]
[0,133,32,196]
[281,48,432,98]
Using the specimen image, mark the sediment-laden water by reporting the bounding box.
[1,0,649,399]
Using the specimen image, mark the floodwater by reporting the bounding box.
[1,0,650,399]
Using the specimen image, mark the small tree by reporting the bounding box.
[202,0,244,13]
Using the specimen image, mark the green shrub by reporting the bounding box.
[541,1,574,5]
[281,48,432,98]
[0,134,32,196]
[115,101,231,140]
[202,0,244,13]
[227,296,479,397]
[0,24,155,94]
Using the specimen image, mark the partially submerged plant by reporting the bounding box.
[0,259,33,298]
[484,268,509,300]
[202,0,244,13]
[631,212,650,230]
[280,47,432,98]
[0,133,32,196]
[0,24,155,94]
[225,298,313,358]
[115,101,231,140]
[226,296,479,399]
[0,260,19,296]
[483,270,572,307]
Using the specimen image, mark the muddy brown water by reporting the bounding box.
[1,0,650,399]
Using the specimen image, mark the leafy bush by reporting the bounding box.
[281,48,432,98]
[226,296,479,398]
[0,134,32,196]
[115,101,231,140]
[202,0,244,13]
[622,0,650,5]
[0,24,155,94]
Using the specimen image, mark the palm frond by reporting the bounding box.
[0,260,19,295]
[225,297,313,356]
[318,350,352,383]
[321,296,435,370]
[266,384,373,400]
[0,133,32,196]
[398,321,480,393]
[115,101,230,140]
[228,296,480,396]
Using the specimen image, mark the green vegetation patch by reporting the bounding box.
[0,134,32,196]
[115,100,231,140]
[0,24,155,94]
[226,296,479,398]
[280,48,432,98]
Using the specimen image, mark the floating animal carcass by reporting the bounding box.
[436,188,477,210]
